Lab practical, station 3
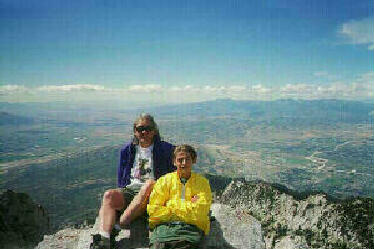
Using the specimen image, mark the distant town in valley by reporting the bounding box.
[1,99,373,229]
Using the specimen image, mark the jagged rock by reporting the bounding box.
[37,216,150,249]
[206,204,265,249]
[36,227,86,249]
[220,179,374,249]
[0,189,49,249]
[273,236,309,249]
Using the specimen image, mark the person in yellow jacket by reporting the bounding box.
[147,144,212,249]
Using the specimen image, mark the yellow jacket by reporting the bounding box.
[147,171,212,235]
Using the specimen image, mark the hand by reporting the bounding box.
[191,195,199,203]
[119,213,129,228]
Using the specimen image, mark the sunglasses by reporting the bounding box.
[135,125,154,132]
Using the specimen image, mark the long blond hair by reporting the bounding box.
[132,113,160,144]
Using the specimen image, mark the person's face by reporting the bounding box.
[134,119,155,148]
[174,151,194,179]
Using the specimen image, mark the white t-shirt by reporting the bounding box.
[128,144,154,188]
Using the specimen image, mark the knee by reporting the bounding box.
[102,189,115,203]
[102,189,123,208]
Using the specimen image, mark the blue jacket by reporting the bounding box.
[117,137,175,188]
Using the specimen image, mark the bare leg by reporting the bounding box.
[99,189,125,233]
[119,179,155,227]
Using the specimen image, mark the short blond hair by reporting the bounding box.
[173,144,197,163]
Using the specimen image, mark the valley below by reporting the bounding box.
[1,99,373,231]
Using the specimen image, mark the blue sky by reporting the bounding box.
[0,0,373,105]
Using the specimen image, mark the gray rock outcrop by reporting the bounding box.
[219,179,373,249]
[0,189,49,249]
[206,203,265,249]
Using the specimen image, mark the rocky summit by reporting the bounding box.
[3,177,373,249]
[36,203,266,249]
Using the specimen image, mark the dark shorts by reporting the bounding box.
[120,185,141,205]
[115,185,140,219]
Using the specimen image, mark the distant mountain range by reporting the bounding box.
[150,99,374,124]
[2,99,373,124]
[0,112,34,125]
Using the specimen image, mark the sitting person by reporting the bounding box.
[147,144,212,249]
[90,113,175,249]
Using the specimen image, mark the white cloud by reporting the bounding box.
[38,84,105,91]
[202,85,223,92]
[281,84,314,94]
[324,82,349,94]
[228,85,246,91]
[203,85,215,91]
[1,73,373,103]
[352,72,374,97]
[127,84,162,92]
[184,85,195,91]
[0,84,27,93]
[169,86,183,92]
[339,17,374,50]
[356,71,374,84]
[250,84,271,94]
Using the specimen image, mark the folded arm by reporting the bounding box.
[147,176,174,227]
[147,176,212,230]
[166,182,211,224]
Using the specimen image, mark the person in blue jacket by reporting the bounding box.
[91,113,175,249]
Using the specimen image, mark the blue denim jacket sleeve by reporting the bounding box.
[117,142,134,188]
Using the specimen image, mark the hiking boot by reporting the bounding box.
[90,234,111,249]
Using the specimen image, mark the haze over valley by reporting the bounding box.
[1,99,373,230]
